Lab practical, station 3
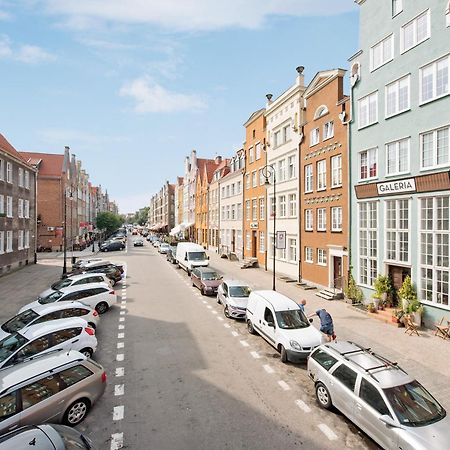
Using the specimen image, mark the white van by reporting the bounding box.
[176,243,209,274]
[246,290,324,363]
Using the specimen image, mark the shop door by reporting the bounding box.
[252,231,257,258]
[232,230,236,253]
[333,257,343,289]
[388,266,410,290]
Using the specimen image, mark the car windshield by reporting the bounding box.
[384,381,446,427]
[188,251,207,261]
[275,310,310,329]
[1,310,39,333]
[38,290,64,304]
[201,271,219,281]
[50,279,72,290]
[0,333,28,363]
[229,286,251,297]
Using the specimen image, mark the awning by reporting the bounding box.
[170,225,181,236]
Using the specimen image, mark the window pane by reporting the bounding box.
[21,375,61,409]
[333,364,357,392]
[360,379,390,415]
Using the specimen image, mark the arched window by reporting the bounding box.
[314,105,329,120]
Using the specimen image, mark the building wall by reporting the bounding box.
[350,0,450,326]
[243,111,267,266]
[300,72,349,289]
[0,152,36,275]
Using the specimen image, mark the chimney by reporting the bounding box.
[215,155,222,165]
[296,66,305,87]
[265,93,273,109]
[191,149,197,169]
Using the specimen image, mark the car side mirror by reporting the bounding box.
[379,415,399,428]
[309,318,313,323]
[207,256,210,260]
[185,256,188,261]
[267,321,275,328]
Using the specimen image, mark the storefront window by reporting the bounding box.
[385,199,409,263]
[359,202,378,286]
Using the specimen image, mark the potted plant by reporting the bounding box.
[398,276,422,326]
[391,308,405,327]
[372,293,381,310]
[344,272,363,305]
[373,275,392,304]
[367,302,377,313]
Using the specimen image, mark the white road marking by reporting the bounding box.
[113,405,124,421]
[263,364,274,374]
[115,367,124,377]
[114,384,124,396]
[278,380,291,391]
[223,324,231,329]
[119,317,125,322]
[217,317,224,321]
[206,305,212,309]
[120,305,126,310]
[202,301,207,304]
[318,424,338,441]
[231,331,239,337]
[120,311,126,315]
[116,354,124,362]
[122,295,127,300]
[250,351,260,359]
[117,342,124,349]
[110,432,124,450]
[118,333,125,339]
[118,324,124,330]
[295,399,311,413]
[240,340,249,347]
[211,311,218,315]
[121,300,126,305]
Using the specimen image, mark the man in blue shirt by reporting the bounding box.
[309,308,335,342]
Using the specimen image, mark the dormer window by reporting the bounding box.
[314,105,328,120]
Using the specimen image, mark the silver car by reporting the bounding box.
[0,350,106,435]
[308,341,450,450]
[217,280,251,319]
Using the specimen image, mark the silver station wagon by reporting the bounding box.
[0,350,106,435]
[308,341,450,450]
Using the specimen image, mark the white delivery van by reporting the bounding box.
[246,290,324,363]
[176,243,209,274]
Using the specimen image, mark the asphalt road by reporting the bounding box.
[0,238,379,449]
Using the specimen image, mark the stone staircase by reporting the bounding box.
[316,288,344,301]
[240,258,259,269]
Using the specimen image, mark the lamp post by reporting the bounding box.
[62,187,73,275]
[262,164,276,291]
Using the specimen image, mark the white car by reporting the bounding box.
[0,317,97,368]
[158,243,171,254]
[246,290,324,363]
[217,280,251,320]
[0,301,99,341]
[20,283,117,315]
[38,273,112,299]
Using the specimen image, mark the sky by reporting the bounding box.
[0,0,359,214]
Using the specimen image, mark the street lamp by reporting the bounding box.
[62,187,73,275]
[262,164,276,291]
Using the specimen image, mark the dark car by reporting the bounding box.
[63,264,123,285]
[100,241,125,252]
[166,246,177,264]
[133,239,144,247]
[191,268,223,296]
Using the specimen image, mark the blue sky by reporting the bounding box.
[0,0,359,213]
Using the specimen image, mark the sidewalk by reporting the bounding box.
[207,250,450,411]
[37,245,99,261]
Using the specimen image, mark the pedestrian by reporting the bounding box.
[299,299,307,313]
[309,308,335,342]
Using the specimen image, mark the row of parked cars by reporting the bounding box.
[99,228,128,252]
[0,256,125,448]
[151,236,450,450]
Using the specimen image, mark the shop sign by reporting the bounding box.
[276,231,286,249]
[377,178,416,196]
[250,222,258,229]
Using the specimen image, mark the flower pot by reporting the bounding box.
[373,298,380,310]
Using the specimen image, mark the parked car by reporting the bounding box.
[0,302,99,340]
[0,424,93,449]
[38,273,112,299]
[100,241,125,252]
[152,240,161,248]
[72,258,103,269]
[191,268,222,296]
[176,243,209,274]
[166,246,177,264]
[308,341,450,450]
[133,238,144,247]
[217,280,251,319]
[64,261,124,279]
[246,291,323,363]
[158,243,171,254]
[0,317,97,368]
[0,424,94,450]
[0,350,106,434]
[20,283,117,315]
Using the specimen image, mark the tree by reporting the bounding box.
[96,212,122,234]
[137,207,150,226]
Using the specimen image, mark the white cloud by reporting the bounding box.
[0,34,56,63]
[41,0,356,31]
[119,76,206,113]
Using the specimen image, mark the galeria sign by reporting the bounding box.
[377,178,416,196]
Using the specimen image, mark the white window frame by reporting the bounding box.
[317,208,326,231]
[259,197,265,220]
[420,125,450,170]
[18,199,23,218]
[386,137,410,176]
[18,230,24,250]
[18,168,24,187]
[6,230,13,253]
[359,147,378,181]
[305,164,313,193]
[252,171,257,188]
[0,231,4,254]
[25,230,30,249]
[310,128,320,146]
[288,155,296,179]
[419,54,450,105]
[323,121,334,140]
[317,160,326,191]
[331,155,342,188]
[358,91,378,129]
[317,249,327,266]
[400,9,430,54]
[385,199,410,264]
[279,195,286,218]
[305,247,313,263]
[392,0,402,17]
[252,199,257,221]
[0,159,4,181]
[246,200,250,220]
[370,34,394,71]
[358,201,378,287]
[288,238,297,262]
[255,143,261,160]
[305,209,313,231]
[385,74,411,118]
[331,207,343,232]
[259,231,265,253]
[289,194,297,218]
[6,196,13,218]
[24,171,30,189]
[278,159,286,182]
[6,162,12,184]
[0,195,4,215]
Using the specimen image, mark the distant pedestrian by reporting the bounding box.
[299,299,307,313]
[309,309,335,342]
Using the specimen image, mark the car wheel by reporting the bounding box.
[192,281,196,287]
[95,301,109,314]
[80,347,93,358]
[201,287,206,296]
[87,322,96,330]
[111,279,116,286]
[316,382,332,410]
[224,305,230,318]
[187,270,191,276]
[63,398,90,426]
[247,319,256,335]
[104,248,108,252]
[280,345,288,363]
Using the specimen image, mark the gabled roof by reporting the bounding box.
[0,134,33,167]
[304,68,346,99]
[243,108,265,127]
[20,151,65,177]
